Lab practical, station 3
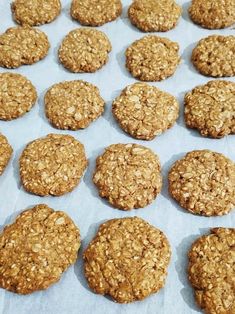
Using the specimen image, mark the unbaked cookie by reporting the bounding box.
[126,35,180,81]
[0,26,50,69]
[188,228,235,314]
[185,80,235,138]
[192,35,235,77]
[93,143,162,210]
[112,83,179,140]
[168,150,235,216]
[189,0,235,29]
[19,134,88,196]
[58,28,112,73]
[0,204,80,294]
[11,0,61,26]
[83,217,171,303]
[0,72,37,120]
[70,0,122,26]
[128,0,182,32]
[0,133,13,175]
[45,80,105,130]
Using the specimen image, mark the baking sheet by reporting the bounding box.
[0,0,234,313]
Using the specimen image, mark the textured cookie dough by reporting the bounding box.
[93,143,162,210]
[19,134,88,196]
[0,204,80,294]
[189,0,235,29]
[11,0,61,26]
[70,0,122,26]
[112,83,179,140]
[188,228,235,314]
[192,35,235,77]
[0,133,13,175]
[84,217,171,303]
[185,80,235,138]
[0,26,50,69]
[58,28,112,73]
[168,150,235,216]
[126,35,180,81]
[0,72,37,120]
[128,0,182,32]
[45,80,105,130]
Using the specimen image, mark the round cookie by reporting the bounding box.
[0,26,50,69]
[192,35,235,77]
[0,204,80,294]
[0,133,13,175]
[185,80,235,138]
[19,134,88,196]
[126,35,180,81]
[128,0,182,32]
[58,28,112,73]
[83,217,171,303]
[168,150,235,216]
[0,72,37,120]
[189,0,235,29]
[93,143,162,210]
[45,80,105,130]
[113,83,179,140]
[70,0,122,27]
[188,228,235,314]
[11,0,61,26]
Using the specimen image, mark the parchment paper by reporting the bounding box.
[0,1,234,313]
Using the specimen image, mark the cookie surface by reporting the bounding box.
[20,134,88,196]
[128,0,182,32]
[12,0,61,26]
[185,80,235,138]
[45,80,105,130]
[113,83,179,140]
[189,0,235,29]
[188,228,235,314]
[126,35,180,81]
[0,72,37,120]
[93,143,162,210]
[0,26,50,69]
[71,0,122,26]
[168,150,235,216]
[0,204,80,294]
[58,28,112,73]
[84,217,171,303]
[0,133,13,175]
[192,35,235,77]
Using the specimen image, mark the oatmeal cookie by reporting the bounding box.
[19,134,88,196]
[84,217,171,303]
[0,133,13,175]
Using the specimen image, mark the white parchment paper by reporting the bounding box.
[0,1,234,313]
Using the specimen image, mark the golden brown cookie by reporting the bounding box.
[93,143,162,210]
[45,80,105,130]
[185,80,235,138]
[128,0,182,32]
[58,28,112,73]
[188,228,235,314]
[126,35,180,81]
[0,133,13,175]
[0,204,80,294]
[83,217,171,303]
[11,0,61,26]
[192,35,235,77]
[168,150,235,216]
[0,72,37,120]
[70,0,122,26]
[19,134,88,196]
[113,83,179,140]
[0,26,50,69]
[189,0,235,29]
